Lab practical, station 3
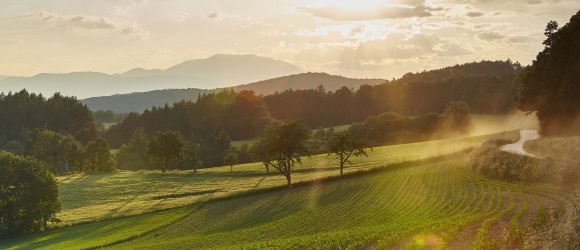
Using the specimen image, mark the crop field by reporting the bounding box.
[3,155,573,249]
[108,159,570,250]
[54,131,518,225]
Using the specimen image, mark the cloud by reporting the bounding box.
[466,11,485,17]
[295,33,471,65]
[200,12,223,21]
[477,31,505,41]
[112,0,149,15]
[508,35,537,43]
[297,4,444,21]
[437,43,472,57]
[24,11,148,39]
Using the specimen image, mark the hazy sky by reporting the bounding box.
[0,0,578,79]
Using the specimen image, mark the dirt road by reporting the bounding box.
[500,129,539,157]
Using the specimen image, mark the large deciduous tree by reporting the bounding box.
[327,132,370,175]
[249,139,273,173]
[117,128,151,170]
[24,129,83,174]
[223,152,239,173]
[516,11,580,135]
[255,120,311,187]
[148,131,185,173]
[0,151,61,236]
[84,138,117,172]
[182,141,203,172]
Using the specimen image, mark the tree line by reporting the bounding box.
[516,10,580,135]
[0,90,97,148]
[264,60,520,128]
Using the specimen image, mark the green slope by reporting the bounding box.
[1,150,570,249]
[108,158,566,249]
[55,131,519,225]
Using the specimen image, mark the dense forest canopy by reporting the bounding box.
[517,10,580,135]
[265,60,520,128]
[104,89,273,148]
[105,60,521,149]
[0,90,97,146]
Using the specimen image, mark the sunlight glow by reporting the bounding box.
[309,0,392,10]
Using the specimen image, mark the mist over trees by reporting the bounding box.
[348,102,472,147]
[517,10,580,135]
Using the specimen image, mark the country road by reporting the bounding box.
[500,130,540,157]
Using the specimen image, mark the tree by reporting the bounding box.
[24,129,83,174]
[516,11,580,135]
[182,141,202,172]
[85,138,116,172]
[223,152,239,172]
[117,128,151,170]
[442,101,471,134]
[0,151,61,236]
[148,131,185,173]
[255,120,311,187]
[249,139,273,173]
[327,132,370,175]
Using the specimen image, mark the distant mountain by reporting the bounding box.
[232,72,384,95]
[82,88,214,113]
[0,54,302,98]
[82,73,385,113]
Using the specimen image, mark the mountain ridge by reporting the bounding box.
[0,54,302,98]
[82,72,385,113]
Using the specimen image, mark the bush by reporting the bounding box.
[0,151,61,236]
[469,140,577,186]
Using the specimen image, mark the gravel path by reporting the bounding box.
[499,130,539,157]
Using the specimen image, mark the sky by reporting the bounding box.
[0,0,578,79]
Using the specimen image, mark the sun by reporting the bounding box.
[309,0,390,10]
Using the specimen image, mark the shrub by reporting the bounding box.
[469,139,578,186]
[0,151,61,236]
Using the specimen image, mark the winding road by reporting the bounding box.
[500,129,540,157]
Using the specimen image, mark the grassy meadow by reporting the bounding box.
[2,148,573,249]
[55,131,519,225]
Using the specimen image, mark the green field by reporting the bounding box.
[55,131,518,225]
[110,159,566,250]
[2,149,573,249]
[4,130,575,249]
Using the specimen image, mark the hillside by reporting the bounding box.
[9,131,520,226]
[232,72,384,95]
[82,72,384,113]
[82,88,214,113]
[0,54,302,98]
[2,131,577,249]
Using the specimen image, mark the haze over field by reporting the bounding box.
[0,1,579,250]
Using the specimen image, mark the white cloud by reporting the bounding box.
[477,31,505,41]
[297,3,445,21]
[24,11,148,39]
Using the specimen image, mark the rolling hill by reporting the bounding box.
[231,72,384,95]
[0,54,302,99]
[82,72,385,113]
[82,88,214,114]
[2,131,576,249]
